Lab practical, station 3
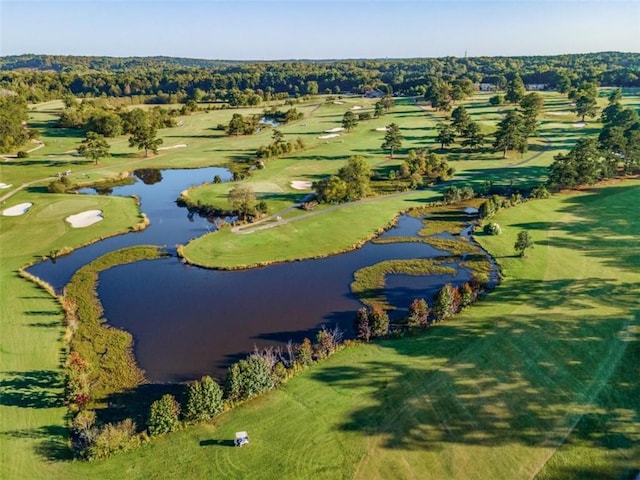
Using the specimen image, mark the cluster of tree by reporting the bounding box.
[261,106,304,124]
[548,90,639,189]
[226,113,260,136]
[355,280,484,341]
[354,306,390,341]
[3,53,639,104]
[314,156,372,203]
[0,94,32,152]
[442,185,475,204]
[255,129,305,160]
[433,93,542,156]
[227,184,267,221]
[386,148,455,190]
[70,325,347,459]
[424,78,475,112]
[569,82,598,122]
[492,92,544,158]
[434,105,486,151]
[58,100,177,136]
[375,96,394,115]
[598,90,640,174]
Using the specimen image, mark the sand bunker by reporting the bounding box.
[350,105,363,110]
[2,202,32,216]
[375,127,390,132]
[66,210,103,228]
[0,183,13,189]
[573,122,587,128]
[158,144,188,151]
[290,180,313,190]
[547,111,572,116]
[333,101,345,105]
[324,127,345,133]
[318,133,341,139]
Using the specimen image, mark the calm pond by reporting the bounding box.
[30,167,488,383]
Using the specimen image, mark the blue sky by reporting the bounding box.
[2,0,639,59]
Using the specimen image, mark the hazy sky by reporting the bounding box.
[2,0,639,59]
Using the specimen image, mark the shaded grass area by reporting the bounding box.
[351,259,457,309]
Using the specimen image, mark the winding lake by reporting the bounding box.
[29,167,491,383]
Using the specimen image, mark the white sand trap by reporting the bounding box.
[0,183,13,189]
[375,127,390,132]
[290,180,313,190]
[66,210,103,228]
[318,133,341,139]
[3,202,32,216]
[547,111,572,116]
[333,101,345,105]
[350,105,363,110]
[573,122,587,128]
[324,127,345,133]
[157,144,188,151]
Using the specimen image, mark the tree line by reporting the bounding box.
[2,52,639,104]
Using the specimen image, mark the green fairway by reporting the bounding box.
[1,92,638,479]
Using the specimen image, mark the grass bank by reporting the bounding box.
[64,246,169,404]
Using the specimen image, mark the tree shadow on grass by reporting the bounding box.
[200,439,235,447]
[510,183,640,275]
[0,370,63,408]
[312,307,638,455]
[3,424,73,461]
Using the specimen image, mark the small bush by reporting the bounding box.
[147,394,181,436]
[530,185,550,199]
[85,419,140,460]
[16,150,29,158]
[483,222,502,235]
[224,356,275,402]
[184,376,224,423]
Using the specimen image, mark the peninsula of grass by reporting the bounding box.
[64,246,169,402]
[351,259,456,309]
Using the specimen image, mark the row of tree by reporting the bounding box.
[354,279,485,341]
[3,52,639,105]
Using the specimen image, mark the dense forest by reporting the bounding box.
[1,52,639,104]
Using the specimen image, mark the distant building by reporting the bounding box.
[364,89,385,98]
[479,83,496,92]
[526,84,547,91]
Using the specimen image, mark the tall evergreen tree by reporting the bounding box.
[381,123,403,158]
[493,110,527,158]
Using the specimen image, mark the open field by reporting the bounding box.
[1,92,638,479]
